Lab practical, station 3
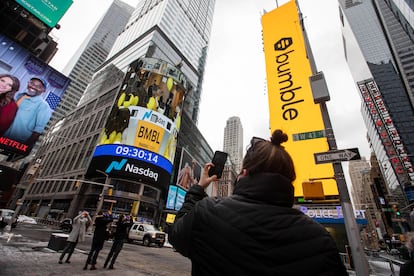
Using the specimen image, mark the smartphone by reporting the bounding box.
[208,151,228,178]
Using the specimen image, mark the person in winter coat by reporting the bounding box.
[103,214,132,269]
[84,212,113,270]
[59,211,92,264]
[169,129,348,276]
[400,232,414,276]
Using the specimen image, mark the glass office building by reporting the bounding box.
[338,0,414,208]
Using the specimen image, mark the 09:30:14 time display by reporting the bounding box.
[115,145,158,163]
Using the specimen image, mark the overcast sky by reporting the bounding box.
[49,0,371,171]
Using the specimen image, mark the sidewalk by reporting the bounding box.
[0,230,401,276]
[0,232,160,276]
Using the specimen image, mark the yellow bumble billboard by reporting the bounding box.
[261,1,338,197]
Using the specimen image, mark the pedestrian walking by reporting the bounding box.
[84,211,113,270]
[103,214,132,269]
[58,211,91,264]
[169,129,348,275]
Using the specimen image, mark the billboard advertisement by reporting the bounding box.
[261,1,337,197]
[86,57,192,187]
[0,33,70,157]
[15,0,73,28]
[175,148,202,191]
[166,185,186,211]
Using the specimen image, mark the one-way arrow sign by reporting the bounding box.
[314,148,361,164]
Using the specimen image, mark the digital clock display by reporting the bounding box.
[93,144,172,173]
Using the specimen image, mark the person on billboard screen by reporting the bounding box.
[176,160,198,190]
[170,130,348,275]
[4,77,52,147]
[0,74,20,136]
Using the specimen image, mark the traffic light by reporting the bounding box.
[392,205,401,217]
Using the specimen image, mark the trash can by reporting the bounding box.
[47,233,69,251]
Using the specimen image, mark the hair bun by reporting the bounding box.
[270,129,288,146]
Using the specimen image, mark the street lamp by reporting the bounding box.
[6,160,41,232]
[304,20,370,273]
[94,170,111,223]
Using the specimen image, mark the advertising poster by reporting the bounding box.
[176,148,202,191]
[0,33,70,157]
[15,0,73,28]
[262,1,337,197]
[175,187,186,211]
[87,57,192,187]
[165,184,186,211]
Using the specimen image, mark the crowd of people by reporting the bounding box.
[58,211,134,271]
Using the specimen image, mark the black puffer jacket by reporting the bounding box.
[170,173,348,276]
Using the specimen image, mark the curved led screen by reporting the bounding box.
[86,57,192,186]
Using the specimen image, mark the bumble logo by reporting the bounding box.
[274,37,293,51]
[261,1,338,198]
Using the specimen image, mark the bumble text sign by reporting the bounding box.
[261,1,337,197]
[86,57,191,187]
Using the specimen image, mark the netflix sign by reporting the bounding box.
[0,33,70,158]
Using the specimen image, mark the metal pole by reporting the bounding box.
[94,176,110,218]
[6,189,27,232]
[6,162,40,232]
[297,4,370,273]
[92,170,110,226]
[321,102,370,275]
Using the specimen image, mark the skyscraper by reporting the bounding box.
[348,158,371,207]
[223,116,243,173]
[94,0,215,123]
[16,0,216,222]
[52,0,133,121]
[348,158,382,250]
[339,0,414,209]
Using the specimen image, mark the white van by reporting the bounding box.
[127,223,166,247]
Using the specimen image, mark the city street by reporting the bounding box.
[0,221,407,275]
[0,222,191,276]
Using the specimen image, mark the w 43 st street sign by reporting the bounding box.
[314,148,361,164]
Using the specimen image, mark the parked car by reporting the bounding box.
[59,218,72,233]
[127,223,166,247]
[0,209,18,229]
[17,215,37,224]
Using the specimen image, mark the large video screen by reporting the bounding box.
[86,57,192,187]
[0,33,70,157]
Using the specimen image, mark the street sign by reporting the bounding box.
[292,130,325,141]
[314,148,361,164]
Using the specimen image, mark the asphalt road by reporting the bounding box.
[1,222,406,276]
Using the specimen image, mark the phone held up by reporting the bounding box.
[208,151,228,178]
